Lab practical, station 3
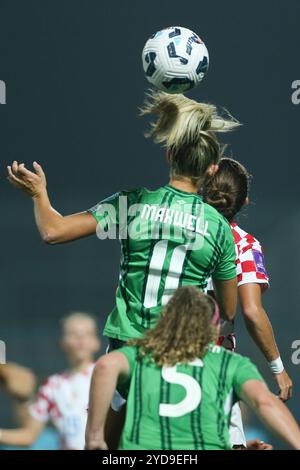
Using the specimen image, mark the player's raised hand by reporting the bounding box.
[274,370,293,402]
[7,161,47,198]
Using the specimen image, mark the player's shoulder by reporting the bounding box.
[42,367,93,389]
[119,344,139,359]
[104,187,143,201]
[99,188,144,205]
[119,345,155,366]
[231,222,262,249]
[39,372,66,391]
[119,345,146,371]
[118,187,149,205]
[207,344,250,365]
[208,344,234,356]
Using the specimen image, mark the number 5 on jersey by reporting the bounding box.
[159,359,203,418]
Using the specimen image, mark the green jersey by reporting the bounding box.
[88,185,236,341]
[118,345,264,450]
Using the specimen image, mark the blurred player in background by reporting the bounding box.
[0,312,100,450]
[85,286,300,451]
[202,158,292,447]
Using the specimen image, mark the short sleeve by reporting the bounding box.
[212,223,237,281]
[87,192,121,232]
[118,346,138,377]
[236,242,269,289]
[233,357,265,397]
[116,346,138,399]
[29,380,53,423]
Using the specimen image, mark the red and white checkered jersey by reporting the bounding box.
[29,363,94,450]
[207,222,269,351]
[231,222,269,289]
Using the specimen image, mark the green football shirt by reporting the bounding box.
[88,185,236,341]
[118,345,264,450]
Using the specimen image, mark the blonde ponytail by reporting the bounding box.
[140,90,241,185]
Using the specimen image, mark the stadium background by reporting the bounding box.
[0,0,299,449]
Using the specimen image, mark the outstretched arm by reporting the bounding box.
[0,363,44,447]
[239,283,292,401]
[240,380,300,450]
[85,352,130,450]
[7,161,97,244]
[0,415,44,447]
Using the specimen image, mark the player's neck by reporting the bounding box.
[68,358,93,374]
[169,178,199,194]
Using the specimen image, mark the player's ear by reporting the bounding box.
[244,196,250,206]
[166,147,173,163]
[207,164,219,176]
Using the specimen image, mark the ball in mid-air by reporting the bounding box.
[142,26,209,94]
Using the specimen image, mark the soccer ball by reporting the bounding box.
[142,26,209,94]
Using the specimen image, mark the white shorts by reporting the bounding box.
[229,402,246,447]
[111,389,127,412]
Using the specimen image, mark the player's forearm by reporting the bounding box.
[32,190,65,244]
[243,306,280,362]
[213,278,237,321]
[253,394,300,449]
[0,427,37,447]
[85,360,118,448]
[8,399,31,427]
[239,284,281,362]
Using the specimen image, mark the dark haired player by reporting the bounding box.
[203,158,292,446]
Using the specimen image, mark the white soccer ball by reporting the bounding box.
[142,26,209,94]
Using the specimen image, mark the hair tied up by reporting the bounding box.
[205,187,235,219]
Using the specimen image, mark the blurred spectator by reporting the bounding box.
[0,312,100,450]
